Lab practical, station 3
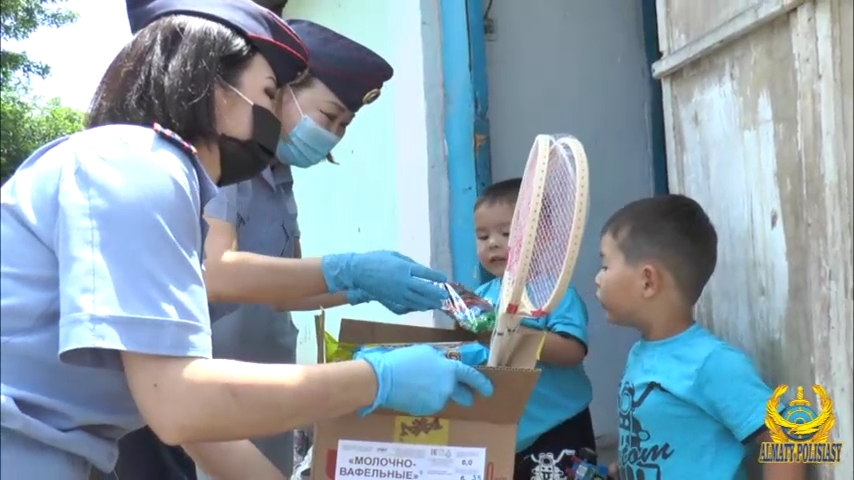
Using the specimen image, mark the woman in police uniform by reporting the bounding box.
[118,20,407,480]
[0,1,493,479]
[202,20,398,477]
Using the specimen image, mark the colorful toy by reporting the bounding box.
[567,448,612,480]
[438,282,496,333]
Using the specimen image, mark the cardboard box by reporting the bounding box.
[312,313,543,480]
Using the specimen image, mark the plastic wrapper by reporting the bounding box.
[291,445,312,480]
[438,282,496,334]
[323,331,362,363]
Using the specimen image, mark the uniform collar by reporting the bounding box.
[151,123,218,205]
[261,163,294,188]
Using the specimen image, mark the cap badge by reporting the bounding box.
[362,88,381,105]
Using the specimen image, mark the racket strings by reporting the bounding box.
[524,140,579,311]
[503,149,540,301]
[490,134,588,366]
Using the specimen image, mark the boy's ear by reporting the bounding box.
[640,263,663,298]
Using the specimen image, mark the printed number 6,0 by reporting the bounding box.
[461,459,473,466]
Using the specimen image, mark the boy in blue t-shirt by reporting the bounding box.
[596,195,805,480]
[473,178,595,480]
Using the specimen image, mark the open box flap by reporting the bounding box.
[315,312,326,364]
[337,316,544,369]
[315,313,543,423]
[338,317,477,344]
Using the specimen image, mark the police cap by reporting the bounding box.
[289,20,393,113]
[126,0,308,87]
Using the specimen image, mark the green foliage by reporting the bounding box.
[1,91,86,180]
[1,0,77,85]
[0,0,84,183]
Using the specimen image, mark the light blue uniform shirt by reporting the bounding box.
[617,323,771,480]
[475,278,593,452]
[203,163,300,474]
[0,125,217,476]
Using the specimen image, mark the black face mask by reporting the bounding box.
[216,89,283,187]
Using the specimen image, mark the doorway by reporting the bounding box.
[477,0,667,446]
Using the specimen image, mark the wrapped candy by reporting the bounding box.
[438,282,496,334]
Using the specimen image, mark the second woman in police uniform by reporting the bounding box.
[203,20,401,476]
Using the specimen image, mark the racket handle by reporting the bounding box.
[487,330,520,367]
[498,332,522,366]
[487,330,517,366]
[486,331,504,367]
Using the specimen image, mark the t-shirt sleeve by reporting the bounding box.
[544,286,589,347]
[204,184,239,226]
[55,135,212,367]
[474,280,500,306]
[692,344,772,441]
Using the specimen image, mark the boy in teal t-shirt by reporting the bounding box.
[596,194,805,480]
[473,178,595,480]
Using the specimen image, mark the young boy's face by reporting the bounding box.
[595,232,644,325]
[474,201,514,277]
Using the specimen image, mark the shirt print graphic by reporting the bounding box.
[618,382,675,480]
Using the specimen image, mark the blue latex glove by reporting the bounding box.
[322,251,449,312]
[356,344,494,416]
[346,289,412,315]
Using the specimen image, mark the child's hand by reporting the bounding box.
[608,462,619,479]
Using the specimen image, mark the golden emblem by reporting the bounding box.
[765,385,835,444]
[362,88,381,105]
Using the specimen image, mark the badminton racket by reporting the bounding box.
[488,134,590,366]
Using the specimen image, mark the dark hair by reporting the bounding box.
[474,177,522,210]
[87,15,257,144]
[601,194,717,304]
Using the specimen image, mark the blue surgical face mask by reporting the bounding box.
[276,89,341,168]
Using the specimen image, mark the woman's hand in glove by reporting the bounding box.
[345,289,414,315]
[355,344,494,416]
[323,251,448,312]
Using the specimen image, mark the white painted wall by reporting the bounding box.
[483,0,655,443]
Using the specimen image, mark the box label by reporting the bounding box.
[336,439,486,480]
[394,416,449,445]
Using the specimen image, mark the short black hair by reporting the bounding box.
[602,194,717,304]
[87,15,256,145]
[474,177,522,210]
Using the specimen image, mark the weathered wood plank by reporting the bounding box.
[652,0,806,79]
[657,1,852,477]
